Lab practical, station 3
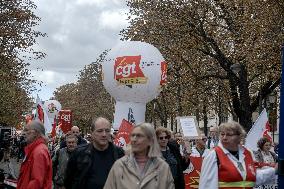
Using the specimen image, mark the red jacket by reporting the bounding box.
[17,137,52,189]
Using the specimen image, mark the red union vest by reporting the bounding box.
[215,146,256,189]
[184,156,203,189]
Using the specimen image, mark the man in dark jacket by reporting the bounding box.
[64,117,124,189]
[53,134,78,189]
[167,139,190,189]
[60,126,87,149]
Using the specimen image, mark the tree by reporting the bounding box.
[0,0,46,126]
[54,51,114,131]
[122,0,283,131]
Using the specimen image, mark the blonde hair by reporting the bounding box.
[131,123,161,158]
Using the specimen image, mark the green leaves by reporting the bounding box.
[123,0,283,130]
[0,0,46,127]
[54,51,114,132]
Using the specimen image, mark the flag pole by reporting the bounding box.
[278,44,284,187]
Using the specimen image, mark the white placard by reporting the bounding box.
[177,116,199,138]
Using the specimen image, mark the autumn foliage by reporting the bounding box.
[0,0,46,126]
[121,0,283,131]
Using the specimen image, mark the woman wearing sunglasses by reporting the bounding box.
[156,127,190,189]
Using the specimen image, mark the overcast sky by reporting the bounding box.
[30,0,129,101]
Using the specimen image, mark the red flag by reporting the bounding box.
[113,119,134,148]
[58,110,72,134]
[184,156,203,189]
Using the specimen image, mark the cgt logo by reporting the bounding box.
[116,62,136,77]
[114,55,147,85]
[61,113,71,122]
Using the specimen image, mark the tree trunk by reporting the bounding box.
[170,115,174,131]
[203,104,208,136]
[230,64,252,132]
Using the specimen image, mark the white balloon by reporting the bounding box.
[44,100,62,119]
[102,41,166,103]
[102,41,167,129]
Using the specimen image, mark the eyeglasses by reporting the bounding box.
[159,136,170,140]
[202,138,207,141]
[220,132,239,137]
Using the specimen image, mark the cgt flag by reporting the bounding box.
[245,108,272,151]
[113,119,134,148]
[58,110,72,134]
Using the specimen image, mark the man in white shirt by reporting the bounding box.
[207,126,219,149]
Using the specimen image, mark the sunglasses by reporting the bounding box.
[159,136,170,140]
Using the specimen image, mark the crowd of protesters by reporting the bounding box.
[0,118,279,189]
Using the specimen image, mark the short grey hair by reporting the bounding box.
[219,121,246,138]
[66,133,78,142]
[28,120,46,136]
[131,123,161,158]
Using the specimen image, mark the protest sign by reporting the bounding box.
[176,116,200,138]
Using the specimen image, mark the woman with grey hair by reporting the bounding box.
[199,121,278,189]
[104,123,174,189]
